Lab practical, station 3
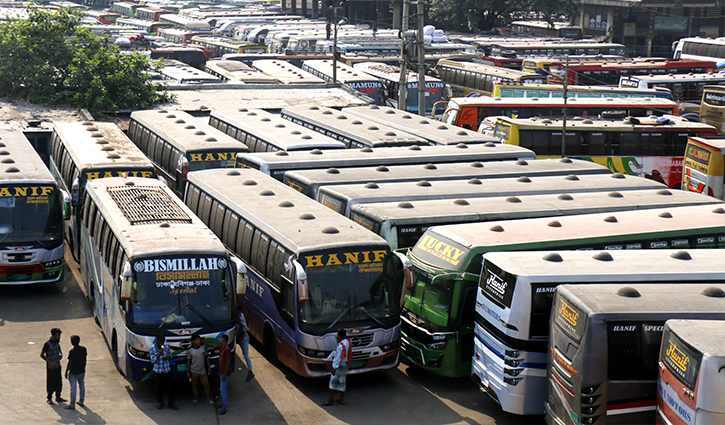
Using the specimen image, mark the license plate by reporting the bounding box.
[11,275,28,281]
[350,361,364,369]
[176,364,187,372]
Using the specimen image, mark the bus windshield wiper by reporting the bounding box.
[324,305,350,333]
[356,305,384,327]
[185,303,214,328]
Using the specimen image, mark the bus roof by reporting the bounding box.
[343,105,501,145]
[435,59,532,78]
[209,108,347,151]
[129,109,250,153]
[252,60,325,84]
[160,63,220,84]
[85,177,227,258]
[622,73,725,84]
[302,59,381,84]
[447,96,677,108]
[52,122,155,171]
[350,188,720,226]
[0,127,54,183]
[482,249,725,281]
[556,283,725,316]
[352,62,443,83]
[205,60,279,83]
[687,137,725,153]
[280,105,428,147]
[494,115,716,132]
[427,203,725,251]
[664,320,725,355]
[186,168,389,254]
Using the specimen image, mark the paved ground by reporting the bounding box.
[0,253,545,425]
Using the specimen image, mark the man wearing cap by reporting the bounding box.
[40,328,65,404]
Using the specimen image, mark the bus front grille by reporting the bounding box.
[349,334,374,348]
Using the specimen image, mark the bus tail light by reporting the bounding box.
[294,260,309,302]
[120,261,133,301]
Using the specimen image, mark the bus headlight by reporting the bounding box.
[128,345,150,359]
[298,345,330,358]
[426,341,447,350]
[42,259,64,268]
[381,340,399,352]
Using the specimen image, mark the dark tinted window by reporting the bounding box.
[608,321,664,381]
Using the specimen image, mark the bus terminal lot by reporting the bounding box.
[0,254,543,425]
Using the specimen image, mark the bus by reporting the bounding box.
[204,60,279,83]
[491,115,719,188]
[656,319,725,425]
[158,14,211,32]
[189,35,267,57]
[127,110,250,198]
[208,108,347,153]
[699,85,725,134]
[349,188,721,250]
[157,28,208,45]
[222,53,332,68]
[344,105,501,145]
[433,59,546,98]
[317,173,668,218]
[619,73,725,116]
[0,128,68,285]
[49,122,157,260]
[111,2,140,17]
[236,142,535,181]
[79,176,244,381]
[134,7,173,22]
[185,168,404,378]
[286,157,610,199]
[400,204,725,379]
[150,48,208,70]
[672,37,725,68]
[492,82,674,101]
[116,18,173,36]
[280,105,428,149]
[682,137,725,200]
[546,283,725,425]
[251,60,325,85]
[352,62,445,114]
[548,59,717,86]
[474,249,725,415]
[85,10,121,25]
[301,59,384,105]
[158,61,220,84]
[440,97,678,132]
[487,42,627,59]
[509,21,583,39]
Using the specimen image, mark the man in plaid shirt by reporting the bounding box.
[150,335,177,410]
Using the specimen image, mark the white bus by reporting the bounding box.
[474,249,725,415]
[301,59,385,105]
[79,176,245,380]
[208,108,346,153]
[204,60,279,83]
[251,59,326,85]
[673,37,725,69]
[352,62,444,114]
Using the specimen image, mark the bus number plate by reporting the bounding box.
[350,361,364,370]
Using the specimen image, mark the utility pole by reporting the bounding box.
[416,0,425,116]
[397,0,410,111]
[561,56,569,157]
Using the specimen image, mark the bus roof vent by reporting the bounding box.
[557,194,574,200]
[352,120,363,125]
[541,119,552,124]
[603,215,618,223]
[238,108,249,112]
[456,131,468,135]
[542,253,563,262]
[124,181,134,186]
[437,125,448,130]
[278,201,294,208]
[174,119,185,124]
[326,168,340,174]
[608,191,623,198]
[453,199,470,206]
[385,132,397,137]
[274,124,285,128]
[310,149,323,155]
[364,183,379,189]
[506,196,521,203]
[321,226,339,234]
[0,143,4,148]
[95,139,109,145]
[470,162,484,168]
[107,185,192,225]
[515,160,528,166]
[85,127,98,132]
[205,137,217,142]
[368,106,380,110]
[423,164,437,170]
[242,180,257,186]
[467,178,482,185]
[701,287,725,298]
[658,212,673,218]
[417,180,432,187]
[291,130,301,135]
[107,153,121,159]
[226,170,240,176]
[361,147,374,152]
[385,110,396,114]
[165,115,176,119]
[489,225,504,232]
[547,220,562,227]
[309,106,320,110]
[90,132,104,138]
[1,158,14,164]
[656,189,672,195]
[611,173,625,179]
[299,213,315,220]
[82,121,94,125]
[565,175,579,181]
[582,119,594,124]
[712,207,725,214]
[194,131,206,136]
[275,151,289,156]
[483,143,495,147]
[185,125,196,130]
[670,251,692,260]
[3,166,19,173]
[593,252,613,262]
[336,115,348,120]
[517,176,532,183]
[616,286,641,298]
[101,146,115,152]
[371,166,388,172]
[397,202,414,209]
[301,135,312,140]
[259,190,275,196]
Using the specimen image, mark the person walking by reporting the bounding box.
[217,334,232,415]
[236,306,254,383]
[322,329,352,406]
[150,335,178,410]
[40,328,65,405]
[326,20,332,40]
[64,335,87,410]
[186,334,212,405]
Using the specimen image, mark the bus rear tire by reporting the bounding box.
[264,325,279,366]
[111,332,125,377]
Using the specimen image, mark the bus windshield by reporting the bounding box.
[0,185,63,247]
[299,250,401,330]
[130,256,234,328]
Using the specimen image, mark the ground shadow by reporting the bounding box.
[50,402,107,425]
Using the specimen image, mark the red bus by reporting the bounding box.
[549,59,717,85]
[135,7,173,22]
[85,10,121,25]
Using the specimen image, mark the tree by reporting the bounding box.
[428,0,580,32]
[0,7,173,114]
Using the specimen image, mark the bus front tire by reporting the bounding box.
[264,326,279,366]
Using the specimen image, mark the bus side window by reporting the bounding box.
[266,241,280,286]
[210,200,225,236]
[83,193,92,225]
[87,203,97,238]
[223,210,239,249]
[111,238,122,277]
[93,211,103,241]
[103,228,115,261]
[198,194,213,223]
[141,127,151,153]
[252,230,270,275]
[240,222,255,264]
[187,185,201,213]
[620,132,641,156]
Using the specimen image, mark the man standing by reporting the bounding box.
[236,306,254,383]
[326,20,332,40]
[322,329,352,406]
[186,334,212,405]
[40,328,65,405]
[64,335,87,410]
[149,335,178,410]
[217,334,231,415]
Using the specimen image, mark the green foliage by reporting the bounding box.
[428,0,581,31]
[0,7,173,113]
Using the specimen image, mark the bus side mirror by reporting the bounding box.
[120,262,133,301]
[293,260,308,303]
[60,189,71,220]
[393,251,414,290]
[71,178,80,206]
[231,256,248,296]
